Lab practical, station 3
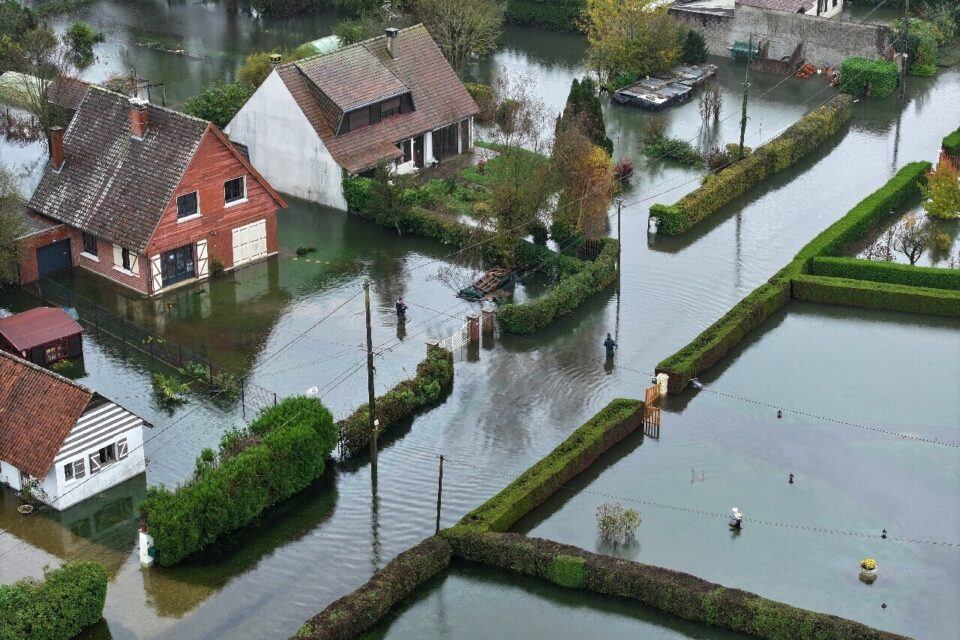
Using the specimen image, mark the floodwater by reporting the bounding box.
[1,4,959,640]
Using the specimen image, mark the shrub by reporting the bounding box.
[596,502,640,544]
[614,157,635,182]
[458,399,643,533]
[183,82,255,129]
[644,133,703,167]
[64,21,102,60]
[609,71,636,90]
[934,231,952,251]
[0,561,107,640]
[210,256,225,277]
[810,257,960,290]
[338,347,453,458]
[495,98,519,129]
[839,57,898,98]
[793,274,960,317]
[295,536,452,640]
[152,372,188,407]
[921,160,960,220]
[139,396,337,565]
[464,82,496,123]
[238,43,317,87]
[943,127,960,159]
[650,95,852,235]
[680,29,708,64]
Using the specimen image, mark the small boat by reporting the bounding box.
[458,268,517,301]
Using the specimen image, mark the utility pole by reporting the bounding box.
[900,0,910,99]
[615,198,623,271]
[435,455,444,535]
[363,278,378,473]
[739,36,751,159]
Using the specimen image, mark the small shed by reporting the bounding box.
[0,307,84,365]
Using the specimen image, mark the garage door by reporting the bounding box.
[36,239,72,276]
[232,219,267,267]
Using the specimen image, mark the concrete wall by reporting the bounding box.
[227,71,347,210]
[672,4,889,67]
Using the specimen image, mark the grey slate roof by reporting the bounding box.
[27,87,208,254]
[737,0,814,12]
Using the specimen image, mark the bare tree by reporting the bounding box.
[0,164,25,286]
[891,213,933,265]
[16,27,78,157]
[698,77,722,126]
[412,0,504,76]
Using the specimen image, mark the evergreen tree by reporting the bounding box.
[559,77,613,156]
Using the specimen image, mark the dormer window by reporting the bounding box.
[339,92,414,135]
[380,97,401,119]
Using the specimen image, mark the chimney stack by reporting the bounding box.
[129,96,149,138]
[385,28,399,58]
[270,53,282,68]
[50,126,64,171]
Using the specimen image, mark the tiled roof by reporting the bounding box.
[15,209,64,240]
[27,87,208,254]
[737,0,814,12]
[46,76,90,111]
[0,307,84,352]
[276,24,478,173]
[0,351,92,478]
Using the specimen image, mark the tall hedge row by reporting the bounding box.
[140,397,337,566]
[943,127,960,163]
[505,0,584,32]
[338,347,454,459]
[294,536,452,640]
[650,95,853,235]
[793,275,960,317]
[445,532,909,640]
[839,57,899,99]
[459,398,642,533]
[0,562,107,640]
[810,256,960,290]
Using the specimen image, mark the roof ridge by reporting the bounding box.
[0,349,95,397]
[287,22,426,68]
[88,85,211,126]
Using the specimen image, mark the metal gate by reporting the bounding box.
[36,239,71,276]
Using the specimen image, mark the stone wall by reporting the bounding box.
[672,4,889,68]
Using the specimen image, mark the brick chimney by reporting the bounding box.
[129,97,149,138]
[385,28,399,58]
[50,126,65,171]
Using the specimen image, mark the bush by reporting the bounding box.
[609,71,636,91]
[210,256,225,277]
[596,502,640,544]
[943,127,960,159]
[810,256,960,290]
[64,21,102,60]
[152,372,188,407]
[0,561,107,640]
[295,536,451,640]
[445,531,909,640]
[839,57,898,98]
[650,95,852,235]
[184,82,255,129]
[464,82,496,123]
[680,29,708,64]
[934,231,951,251]
[139,396,337,565]
[504,0,585,32]
[238,43,317,87]
[458,399,642,533]
[614,157,635,183]
[793,275,960,317]
[338,347,453,458]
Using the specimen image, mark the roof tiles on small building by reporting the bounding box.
[0,307,84,352]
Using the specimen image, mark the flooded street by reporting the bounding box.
[1,3,958,639]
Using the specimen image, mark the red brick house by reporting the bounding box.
[21,87,287,296]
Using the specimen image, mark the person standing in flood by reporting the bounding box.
[396,297,408,321]
[604,333,617,359]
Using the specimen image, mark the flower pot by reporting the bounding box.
[17,504,34,514]
[859,567,878,583]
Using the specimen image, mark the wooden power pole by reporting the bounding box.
[739,36,751,159]
[435,455,444,535]
[364,278,378,472]
[900,0,910,99]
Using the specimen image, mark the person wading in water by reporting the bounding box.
[396,297,408,321]
[604,333,617,359]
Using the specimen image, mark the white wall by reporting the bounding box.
[0,460,23,491]
[226,71,347,210]
[806,0,842,19]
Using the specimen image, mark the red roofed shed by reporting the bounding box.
[0,307,84,366]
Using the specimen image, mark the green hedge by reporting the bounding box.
[458,399,642,533]
[294,536,452,640]
[0,562,107,640]
[839,57,899,98]
[793,275,960,317]
[445,531,909,640]
[139,397,337,566]
[655,281,790,393]
[810,257,960,290]
[338,347,454,459]
[505,0,584,32]
[497,238,619,334]
[650,95,852,235]
[943,127,960,162]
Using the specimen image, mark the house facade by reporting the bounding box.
[21,87,287,296]
[738,0,844,18]
[0,351,147,511]
[227,24,478,210]
[0,307,84,366]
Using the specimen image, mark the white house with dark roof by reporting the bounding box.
[226,24,479,210]
[0,350,147,510]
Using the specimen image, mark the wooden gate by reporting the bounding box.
[643,383,661,439]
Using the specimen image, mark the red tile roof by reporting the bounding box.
[0,351,93,478]
[276,24,478,173]
[0,307,83,352]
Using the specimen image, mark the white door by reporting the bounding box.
[150,255,162,292]
[232,220,267,267]
[196,240,209,278]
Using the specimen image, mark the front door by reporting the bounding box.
[160,245,196,287]
[36,239,71,276]
[413,134,424,168]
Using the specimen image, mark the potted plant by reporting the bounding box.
[859,558,878,583]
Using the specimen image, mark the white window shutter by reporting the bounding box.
[117,438,128,459]
[113,244,123,268]
[197,240,209,278]
[129,254,139,275]
[151,255,162,292]
[89,454,101,474]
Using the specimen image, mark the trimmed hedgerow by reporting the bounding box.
[656,281,791,394]
[810,257,960,291]
[649,95,852,235]
[444,531,909,640]
[458,399,642,533]
[294,536,452,640]
[792,275,960,317]
[139,397,337,566]
[943,128,960,163]
[0,561,107,640]
[497,238,619,334]
[839,57,899,99]
[339,347,454,459]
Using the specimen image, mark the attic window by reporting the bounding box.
[177,191,199,219]
[224,177,246,205]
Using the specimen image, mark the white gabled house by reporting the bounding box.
[226,24,479,210]
[0,350,147,511]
